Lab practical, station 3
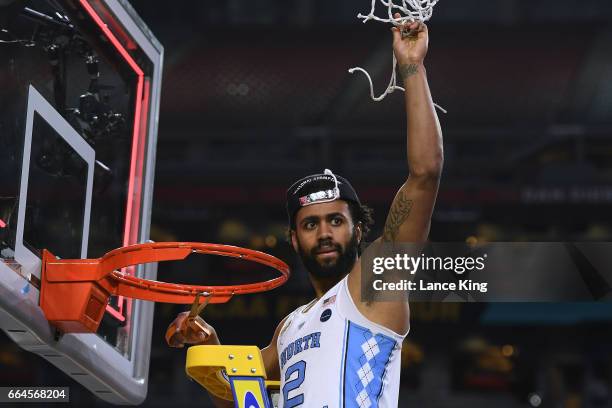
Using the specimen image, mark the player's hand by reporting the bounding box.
[165,311,217,348]
[391,13,429,67]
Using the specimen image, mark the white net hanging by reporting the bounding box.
[349,0,445,111]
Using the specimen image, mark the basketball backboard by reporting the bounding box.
[0,0,163,404]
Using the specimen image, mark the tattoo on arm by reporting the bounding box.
[382,190,414,242]
[399,63,418,81]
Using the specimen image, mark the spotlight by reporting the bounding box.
[528,393,542,407]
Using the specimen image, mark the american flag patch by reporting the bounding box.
[323,295,336,306]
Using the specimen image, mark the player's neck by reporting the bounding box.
[309,275,342,298]
[308,259,360,298]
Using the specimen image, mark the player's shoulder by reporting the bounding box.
[278,298,315,332]
[273,299,311,341]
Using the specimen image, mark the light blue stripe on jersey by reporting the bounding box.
[343,322,396,408]
[338,319,349,407]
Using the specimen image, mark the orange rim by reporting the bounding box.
[43,242,290,304]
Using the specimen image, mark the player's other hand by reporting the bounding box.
[391,12,429,66]
[165,311,217,348]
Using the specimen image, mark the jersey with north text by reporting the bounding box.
[277,275,407,408]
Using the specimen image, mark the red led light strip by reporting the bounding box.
[0,219,6,228]
[123,78,151,333]
[79,0,148,322]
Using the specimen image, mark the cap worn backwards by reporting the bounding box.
[286,169,361,228]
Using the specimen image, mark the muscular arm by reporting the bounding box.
[383,22,443,243]
[348,19,443,336]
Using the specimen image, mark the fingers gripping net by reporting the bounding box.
[349,0,445,110]
[357,0,439,25]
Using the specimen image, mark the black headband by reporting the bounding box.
[286,169,361,228]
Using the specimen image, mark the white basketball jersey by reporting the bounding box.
[276,275,407,408]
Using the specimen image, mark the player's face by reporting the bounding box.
[292,200,361,280]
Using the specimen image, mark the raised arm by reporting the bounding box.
[382,17,443,243]
[347,18,443,336]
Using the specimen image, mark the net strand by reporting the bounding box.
[357,0,438,24]
[349,0,446,112]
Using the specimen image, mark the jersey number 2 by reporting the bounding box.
[282,360,306,407]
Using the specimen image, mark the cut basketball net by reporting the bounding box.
[358,0,439,24]
[349,0,446,112]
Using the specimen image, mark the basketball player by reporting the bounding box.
[167,18,443,407]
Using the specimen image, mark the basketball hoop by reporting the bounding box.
[40,242,290,333]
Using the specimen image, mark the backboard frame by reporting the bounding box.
[0,0,164,404]
[15,85,95,276]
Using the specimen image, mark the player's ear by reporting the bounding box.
[290,229,299,252]
[355,222,363,245]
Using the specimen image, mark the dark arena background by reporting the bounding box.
[2,0,612,407]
